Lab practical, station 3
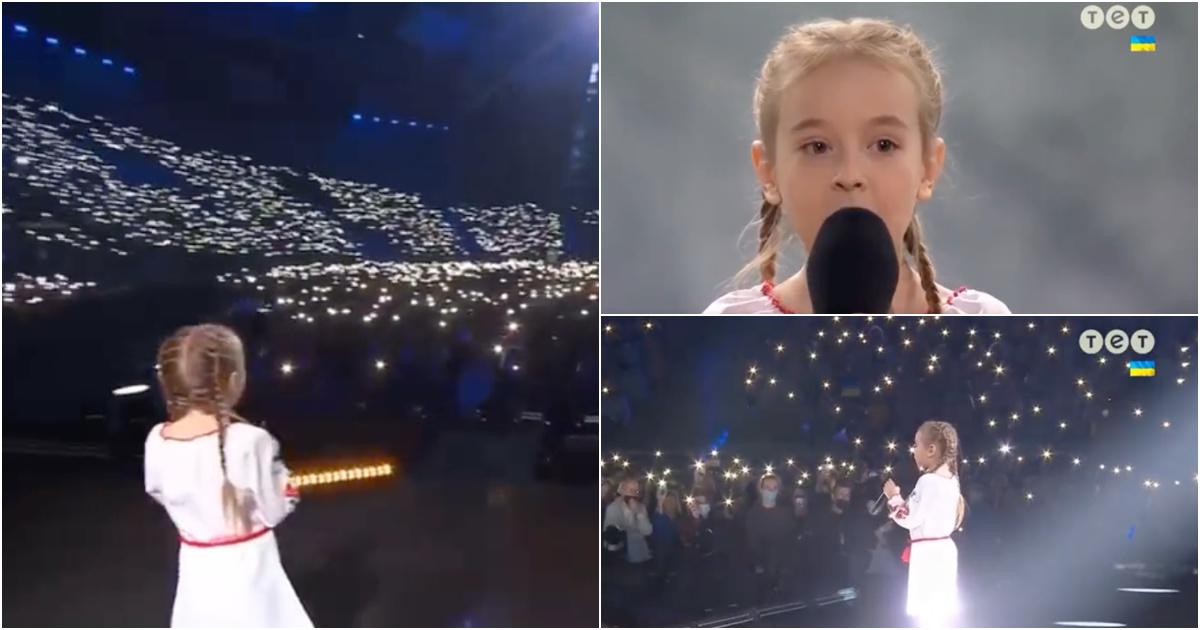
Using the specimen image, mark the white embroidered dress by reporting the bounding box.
[144,422,311,628]
[887,472,962,625]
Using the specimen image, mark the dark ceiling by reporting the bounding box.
[1,3,599,123]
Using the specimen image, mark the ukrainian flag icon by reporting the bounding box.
[1130,35,1156,52]
[1129,360,1155,377]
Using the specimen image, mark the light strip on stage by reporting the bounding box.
[290,463,395,488]
[1053,623,1127,628]
[1115,587,1180,594]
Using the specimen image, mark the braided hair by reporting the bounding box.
[156,324,250,532]
[919,420,966,529]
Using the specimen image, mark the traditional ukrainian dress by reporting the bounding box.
[887,473,962,625]
[144,422,311,628]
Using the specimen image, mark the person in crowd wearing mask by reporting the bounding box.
[604,477,654,565]
[745,473,796,586]
[602,477,656,626]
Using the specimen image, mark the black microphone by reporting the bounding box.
[806,207,899,314]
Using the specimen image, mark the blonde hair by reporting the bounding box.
[918,420,966,529]
[157,324,251,532]
[741,18,946,314]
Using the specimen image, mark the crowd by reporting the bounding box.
[599,317,1197,627]
[601,445,1196,627]
[2,94,579,307]
[3,90,598,460]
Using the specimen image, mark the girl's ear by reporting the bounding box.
[919,137,947,202]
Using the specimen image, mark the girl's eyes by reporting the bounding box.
[800,141,830,155]
[799,139,900,155]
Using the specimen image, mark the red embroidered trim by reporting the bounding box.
[285,484,300,498]
[900,535,953,563]
[761,282,971,315]
[760,281,793,314]
[180,527,271,548]
[946,285,969,305]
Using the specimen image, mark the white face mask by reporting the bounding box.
[697,504,711,517]
[761,490,778,506]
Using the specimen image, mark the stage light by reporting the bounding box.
[112,384,151,396]
[290,463,395,488]
[102,58,113,65]
[352,113,362,121]
[73,47,86,56]
[123,66,135,74]
[45,36,59,45]
[15,24,28,33]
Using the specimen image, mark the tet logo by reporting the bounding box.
[1080,4,1156,30]
[1078,329,1155,355]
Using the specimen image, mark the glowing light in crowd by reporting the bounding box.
[1,97,594,306]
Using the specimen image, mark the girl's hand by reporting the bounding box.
[883,479,900,498]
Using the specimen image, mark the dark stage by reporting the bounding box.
[3,426,598,628]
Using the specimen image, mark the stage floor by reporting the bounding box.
[2,452,598,628]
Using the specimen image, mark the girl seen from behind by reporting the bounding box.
[144,324,311,628]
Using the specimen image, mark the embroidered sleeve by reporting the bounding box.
[888,476,928,530]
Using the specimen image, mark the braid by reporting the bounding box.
[758,200,782,284]
[904,217,942,314]
[201,327,245,532]
[928,420,967,529]
[157,328,193,421]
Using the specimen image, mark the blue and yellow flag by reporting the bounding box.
[1130,35,1156,52]
[1129,360,1155,377]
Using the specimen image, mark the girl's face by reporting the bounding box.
[913,429,939,471]
[753,58,945,254]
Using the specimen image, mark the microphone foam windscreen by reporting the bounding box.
[806,207,900,314]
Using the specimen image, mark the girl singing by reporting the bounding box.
[882,420,966,626]
[704,18,1010,315]
[144,324,311,627]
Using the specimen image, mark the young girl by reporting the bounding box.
[144,324,311,627]
[704,18,1011,315]
[882,420,966,626]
